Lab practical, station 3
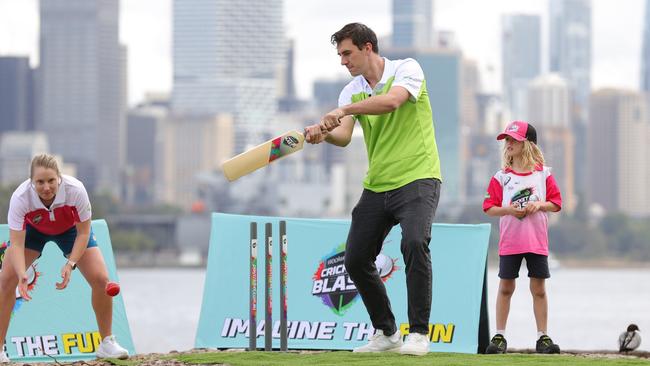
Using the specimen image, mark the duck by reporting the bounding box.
[619,324,641,352]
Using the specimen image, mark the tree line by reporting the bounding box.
[2,184,649,259]
[452,204,650,262]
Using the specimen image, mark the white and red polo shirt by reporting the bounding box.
[8,175,92,235]
[482,166,562,256]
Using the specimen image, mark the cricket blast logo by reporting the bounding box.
[312,243,398,316]
[510,186,538,209]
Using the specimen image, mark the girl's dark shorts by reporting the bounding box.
[499,253,550,279]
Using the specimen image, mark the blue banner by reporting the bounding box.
[196,213,490,353]
[0,220,135,362]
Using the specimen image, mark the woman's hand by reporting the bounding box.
[17,273,31,300]
[56,263,73,290]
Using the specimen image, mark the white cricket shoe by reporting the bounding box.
[0,351,9,363]
[400,332,430,355]
[96,335,129,359]
[353,330,403,353]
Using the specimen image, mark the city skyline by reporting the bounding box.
[0,0,645,105]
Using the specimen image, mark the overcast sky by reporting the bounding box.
[0,0,645,105]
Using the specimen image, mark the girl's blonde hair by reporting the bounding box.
[502,140,545,171]
[30,154,61,179]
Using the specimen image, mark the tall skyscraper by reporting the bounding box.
[0,57,34,132]
[278,39,296,110]
[172,0,284,152]
[391,0,434,48]
[125,99,169,205]
[0,132,49,185]
[527,74,575,213]
[527,74,570,129]
[549,0,591,196]
[549,0,591,112]
[589,89,650,216]
[501,14,541,120]
[313,78,350,112]
[461,59,480,130]
[641,0,650,91]
[39,0,126,194]
[155,114,233,208]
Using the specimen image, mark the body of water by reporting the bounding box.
[119,267,649,354]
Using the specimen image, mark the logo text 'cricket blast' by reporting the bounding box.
[312,254,356,295]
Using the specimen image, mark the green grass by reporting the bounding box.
[104,358,140,366]
[169,351,650,366]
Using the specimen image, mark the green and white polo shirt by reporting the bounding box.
[338,57,442,192]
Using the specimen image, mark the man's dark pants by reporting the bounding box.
[344,178,441,335]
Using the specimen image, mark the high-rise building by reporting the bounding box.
[278,39,301,112]
[39,0,126,194]
[155,113,234,209]
[549,0,591,111]
[461,59,480,131]
[588,89,650,216]
[391,0,434,48]
[641,0,650,91]
[0,57,34,132]
[0,132,49,185]
[465,133,501,202]
[501,14,541,120]
[125,96,169,205]
[540,127,575,213]
[313,78,350,113]
[527,74,574,212]
[549,0,592,196]
[172,0,284,152]
[527,74,570,129]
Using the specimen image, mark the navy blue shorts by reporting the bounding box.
[24,224,97,257]
[498,253,550,279]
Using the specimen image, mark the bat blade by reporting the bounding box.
[221,130,305,181]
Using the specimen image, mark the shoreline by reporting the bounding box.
[546,259,650,269]
[114,259,650,270]
[485,259,650,270]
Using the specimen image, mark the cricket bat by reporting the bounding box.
[221,130,305,181]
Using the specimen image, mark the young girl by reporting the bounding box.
[482,121,562,354]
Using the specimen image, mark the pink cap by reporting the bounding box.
[496,121,537,144]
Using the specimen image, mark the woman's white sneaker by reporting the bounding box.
[353,330,403,353]
[96,335,129,359]
[400,332,430,355]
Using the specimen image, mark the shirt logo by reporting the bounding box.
[510,187,538,209]
[33,214,42,224]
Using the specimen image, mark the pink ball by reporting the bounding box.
[105,282,120,297]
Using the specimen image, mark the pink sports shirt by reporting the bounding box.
[482,166,562,256]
